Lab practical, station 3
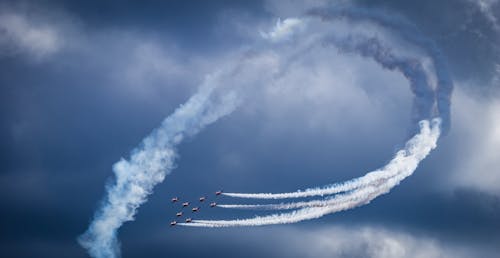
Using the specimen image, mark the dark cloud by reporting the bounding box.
[0,0,499,257]
[357,0,500,91]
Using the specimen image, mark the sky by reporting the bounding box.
[0,0,499,257]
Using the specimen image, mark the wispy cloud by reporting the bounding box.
[446,87,500,195]
[474,0,500,31]
[0,12,61,58]
[260,18,305,41]
[278,225,497,258]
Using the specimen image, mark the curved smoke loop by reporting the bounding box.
[181,9,452,227]
[79,6,453,258]
[183,119,440,227]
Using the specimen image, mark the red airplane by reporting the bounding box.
[210,202,217,207]
[171,197,179,203]
[185,218,192,223]
[176,212,183,217]
[182,202,189,207]
[170,221,177,226]
[215,190,223,196]
[199,197,206,202]
[192,207,200,212]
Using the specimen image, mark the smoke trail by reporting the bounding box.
[78,73,241,258]
[223,35,436,200]
[308,5,453,133]
[219,187,385,210]
[79,45,289,257]
[220,167,415,211]
[180,11,452,226]
[183,9,453,227]
[334,35,436,133]
[220,4,455,200]
[81,4,454,249]
[187,37,446,225]
[180,119,440,227]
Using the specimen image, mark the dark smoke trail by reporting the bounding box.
[308,6,454,133]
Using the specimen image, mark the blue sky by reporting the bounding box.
[0,0,499,257]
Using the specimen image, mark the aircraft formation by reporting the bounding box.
[170,190,222,226]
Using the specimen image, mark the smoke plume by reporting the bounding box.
[78,74,240,257]
[181,119,440,227]
[180,7,453,228]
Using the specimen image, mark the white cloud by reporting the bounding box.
[263,0,332,17]
[445,88,500,195]
[474,0,500,31]
[278,225,495,258]
[118,41,189,89]
[261,18,305,41]
[241,19,416,142]
[0,12,62,58]
[256,43,411,136]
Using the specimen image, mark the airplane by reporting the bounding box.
[171,197,179,203]
[185,218,192,223]
[210,202,217,207]
[182,202,189,207]
[199,197,206,202]
[192,207,200,212]
[176,212,183,217]
[215,190,223,196]
[170,221,177,226]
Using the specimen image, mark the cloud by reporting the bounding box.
[107,39,195,97]
[0,11,62,58]
[278,225,498,258]
[472,0,500,31]
[260,18,305,41]
[0,1,498,257]
[263,0,331,17]
[244,20,415,139]
[444,87,500,195]
[139,223,499,258]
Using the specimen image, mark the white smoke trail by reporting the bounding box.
[78,73,241,258]
[223,35,437,201]
[79,45,288,257]
[180,119,440,227]
[219,186,380,210]
[222,169,398,200]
